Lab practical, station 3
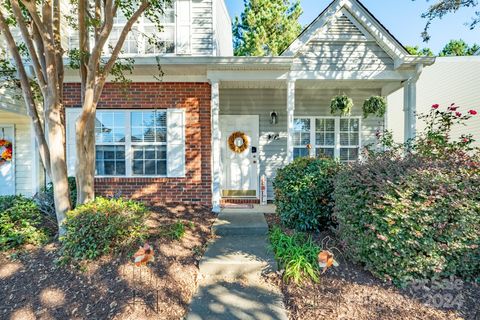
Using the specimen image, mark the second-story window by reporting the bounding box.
[69,5,176,56]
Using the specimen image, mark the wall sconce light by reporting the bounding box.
[270,111,278,125]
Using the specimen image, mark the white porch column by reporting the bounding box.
[286,79,296,163]
[403,79,417,144]
[211,80,221,213]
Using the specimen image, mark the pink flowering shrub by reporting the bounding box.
[334,104,480,286]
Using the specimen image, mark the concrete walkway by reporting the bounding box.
[186,209,288,320]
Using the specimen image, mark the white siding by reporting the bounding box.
[214,0,233,56]
[0,88,27,115]
[191,0,214,55]
[0,110,43,196]
[220,87,383,199]
[388,57,480,146]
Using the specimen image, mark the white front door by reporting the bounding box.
[0,126,15,196]
[220,115,259,197]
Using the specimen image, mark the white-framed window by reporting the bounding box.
[69,3,177,56]
[95,110,168,177]
[293,116,361,162]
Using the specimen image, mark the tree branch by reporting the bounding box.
[11,0,47,96]
[100,1,149,84]
[0,10,52,177]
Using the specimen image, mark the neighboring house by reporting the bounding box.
[388,56,480,146]
[2,0,434,212]
[0,89,45,196]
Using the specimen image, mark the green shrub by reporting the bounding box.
[60,197,148,263]
[34,177,77,218]
[269,226,321,284]
[274,157,340,231]
[160,220,187,240]
[0,195,50,250]
[334,152,480,286]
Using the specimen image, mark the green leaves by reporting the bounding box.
[0,195,50,250]
[362,96,387,119]
[59,197,149,264]
[269,227,320,284]
[274,157,340,232]
[334,151,480,286]
[233,0,302,56]
[330,94,353,117]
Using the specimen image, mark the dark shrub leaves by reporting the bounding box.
[334,152,480,286]
[60,197,148,263]
[274,157,340,231]
[0,195,50,250]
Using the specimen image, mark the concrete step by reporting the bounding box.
[187,278,287,320]
[212,211,269,236]
[199,235,276,279]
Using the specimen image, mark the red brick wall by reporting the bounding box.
[64,82,212,206]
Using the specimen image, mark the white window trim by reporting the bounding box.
[293,116,362,162]
[95,109,169,178]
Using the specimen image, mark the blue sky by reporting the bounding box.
[224,0,480,53]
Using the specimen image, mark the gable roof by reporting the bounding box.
[281,0,412,67]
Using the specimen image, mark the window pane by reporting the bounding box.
[293,148,309,159]
[340,119,349,131]
[325,119,335,131]
[316,148,334,158]
[131,111,167,143]
[96,145,125,176]
[132,145,168,176]
[294,119,310,131]
[316,132,324,145]
[340,133,349,145]
[350,119,359,131]
[340,148,359,162]
[325,133,335,146]
[157,160,167,175]
[96,112,125,143]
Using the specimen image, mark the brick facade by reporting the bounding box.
[64,82,212,206]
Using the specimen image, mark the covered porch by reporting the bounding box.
[209,71,422,212]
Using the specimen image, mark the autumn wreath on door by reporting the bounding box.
[0,139,13,166]
[228,131,249,154]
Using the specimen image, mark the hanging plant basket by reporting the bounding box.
[363,96,387,118]
[330,94,353,116]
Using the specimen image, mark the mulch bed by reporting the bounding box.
[0,205,215,320]
[264,213,480,320]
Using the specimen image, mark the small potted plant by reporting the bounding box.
[363,96,387,118]
[330,94,353,116]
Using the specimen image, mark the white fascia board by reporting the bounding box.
[207,70,290,82]
[288,70,414,81]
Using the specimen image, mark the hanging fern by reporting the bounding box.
[330,94,353,116]
[363,96,387,118]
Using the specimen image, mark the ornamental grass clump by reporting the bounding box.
[334,103,480,286]
[274,157,340,231]
[269,226,321,284]
[60,197,149,264]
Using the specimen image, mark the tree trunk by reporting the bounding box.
[46,106,71,235]
[75,102,96,205]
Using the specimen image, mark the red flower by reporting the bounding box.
[449,106,459,111]
[463,138,469,143]
[432,104,440,109]
[468,110,477,115]
[456,112,462,117]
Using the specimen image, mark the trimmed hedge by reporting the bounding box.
[274,157,340,231]
[60,197,148,263]
[334,152,480,285]
[0,195,50,250]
